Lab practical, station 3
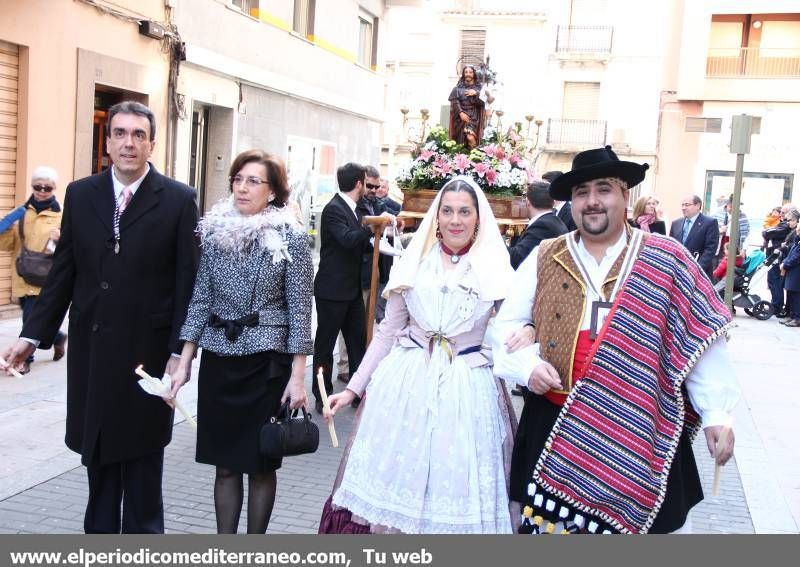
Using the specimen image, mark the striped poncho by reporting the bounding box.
[531,234,732,534]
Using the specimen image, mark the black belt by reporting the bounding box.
[208,313,259,342]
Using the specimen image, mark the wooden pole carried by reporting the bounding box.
[361,215,393,344]
[317,367,339,447]
[712,423,733,496]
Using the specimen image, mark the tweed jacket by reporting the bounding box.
[180,201,314,356]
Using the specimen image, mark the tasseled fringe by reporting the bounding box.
[519,494,620,535]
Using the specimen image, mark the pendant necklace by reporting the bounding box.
[440,241,473,264]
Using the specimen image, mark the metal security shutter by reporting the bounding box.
[0,40,19,307]
[460,29,486,64]
[562,81,600,119]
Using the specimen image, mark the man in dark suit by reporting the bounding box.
[2,101,199,533]
[544,171,577,232]
[509,181,569,269]
[358,167,393,323]
[670,194,719,277]
[312,163,394,413]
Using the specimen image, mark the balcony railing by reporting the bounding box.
[706,47,800,78]
[555,26,613,55]
[546,119,607,147]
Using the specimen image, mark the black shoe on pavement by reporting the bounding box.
[350,396,361,409]
[315,399,324,415]
[776,309,789,319]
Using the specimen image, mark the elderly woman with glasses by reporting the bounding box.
[170,149,313,533]
[0,166,67,374]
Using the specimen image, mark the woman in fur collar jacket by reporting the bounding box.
[172,150,313,533]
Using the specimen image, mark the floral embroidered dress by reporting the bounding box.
[331,243,513,534]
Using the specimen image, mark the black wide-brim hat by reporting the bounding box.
[549,146,649,201]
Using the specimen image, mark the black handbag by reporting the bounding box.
[259,401,319,460]
[15,215,54,287]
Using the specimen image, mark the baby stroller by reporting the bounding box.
[713,249,774,319]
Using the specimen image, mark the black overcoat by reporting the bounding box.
[22,166,199,465]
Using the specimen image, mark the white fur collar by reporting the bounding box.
[198,197,301,262]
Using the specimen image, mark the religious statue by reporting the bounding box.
[448,64,494,149]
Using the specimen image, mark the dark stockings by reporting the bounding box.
[214,467,277,534]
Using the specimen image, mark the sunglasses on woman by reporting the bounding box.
[32,184,54,193]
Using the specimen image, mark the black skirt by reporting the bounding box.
[510,393,703,534]
[196,349,292,474]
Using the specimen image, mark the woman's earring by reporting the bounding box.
[436,223,443,241]
[472,224,479,242]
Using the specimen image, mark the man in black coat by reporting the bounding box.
[509,181,569,269]
[358,167,393,323]
[312,163,394,413]
[544,171,577,232]
[2,101,199,533]
[669,194,719,278]
[377,177,402,215]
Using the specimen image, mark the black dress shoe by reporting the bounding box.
[350,396,361,409]
[776,309,789,319]
[315,399,324,415]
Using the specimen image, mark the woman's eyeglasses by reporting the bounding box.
[231,175,268,188]
[32,185,54,193]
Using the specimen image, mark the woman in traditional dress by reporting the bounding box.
[171,150,313,533]
[319,176,518,534]
[448,66,491,148]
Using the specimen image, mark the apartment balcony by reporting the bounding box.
[555,26,613,60]
[545,118,607,149]
[706,47,800,78]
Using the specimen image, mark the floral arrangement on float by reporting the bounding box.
[396,125,535,197]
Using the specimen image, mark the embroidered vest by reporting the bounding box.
[532,234,629,394]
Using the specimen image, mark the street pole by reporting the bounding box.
[723,153,744,314]
[723,114,754,314]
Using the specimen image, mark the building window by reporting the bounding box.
[358,9,378,69]
[231,0,258,18]
[459,29,486,65]
[707,14,800,77]
[294,0,316,38]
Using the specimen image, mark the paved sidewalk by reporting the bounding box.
[0,304,797,534]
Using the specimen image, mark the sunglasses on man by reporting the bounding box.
[32,184,54,193]
[365,183,380,190]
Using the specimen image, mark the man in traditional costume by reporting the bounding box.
[489,146,740,534]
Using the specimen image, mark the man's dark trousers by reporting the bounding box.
[312,297,366,400]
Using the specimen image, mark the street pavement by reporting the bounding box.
[0,292,797,534]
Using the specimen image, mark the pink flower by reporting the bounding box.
[486,169,497,186]
[433,156,452,175]
[509,153,520,165]
[508,130,521,143]
[453,153,471,172]
[419,150,435,162]
[473,162,490,178]
[482,144,498,158]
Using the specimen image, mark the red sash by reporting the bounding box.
[543,330,593,407]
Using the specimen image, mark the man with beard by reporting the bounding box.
[489,146,739,534]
